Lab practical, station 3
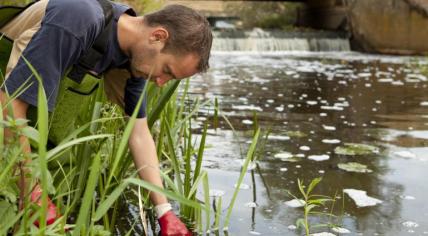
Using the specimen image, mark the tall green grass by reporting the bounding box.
[0,62,261,235]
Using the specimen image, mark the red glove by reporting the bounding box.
[158,210,192,236]
[30,186,60,227]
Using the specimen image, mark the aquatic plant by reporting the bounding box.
[334,143,379,156]
[338,162,373,173]
[288,178,334,236]
[0,58,259,235]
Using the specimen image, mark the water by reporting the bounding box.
[212,29,350,51]
[184,51,428,235]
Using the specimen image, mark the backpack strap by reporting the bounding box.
[67,0,113,84]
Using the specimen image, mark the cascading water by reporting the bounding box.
[212,28,350,52]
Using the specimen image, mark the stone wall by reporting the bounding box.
[348,0,428,55]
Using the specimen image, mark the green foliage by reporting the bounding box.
[288,178,334,236]
[334,143,380,156]
[0,62,257,235]
[225,2,303,30]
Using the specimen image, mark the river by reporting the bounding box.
[186,51,428,235]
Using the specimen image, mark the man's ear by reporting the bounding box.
[149,27,169,44]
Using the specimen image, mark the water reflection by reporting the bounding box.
[187,52,428,235]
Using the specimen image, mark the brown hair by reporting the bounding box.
[143,4,213,72]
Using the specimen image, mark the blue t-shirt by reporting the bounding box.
[4,0,147,118]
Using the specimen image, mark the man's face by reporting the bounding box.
[129,40,200,87]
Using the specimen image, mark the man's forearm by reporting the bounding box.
[128,119,168,205]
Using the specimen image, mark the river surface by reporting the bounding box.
[184,51,428,236]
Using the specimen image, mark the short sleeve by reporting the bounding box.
[3,24,82,111]
[124,76,147,118]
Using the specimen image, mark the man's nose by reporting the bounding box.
[156,76,169,87]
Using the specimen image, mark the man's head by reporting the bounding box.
[127,4,213,87]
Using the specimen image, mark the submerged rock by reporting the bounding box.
[343,189,382,207]
[334,143,379,156]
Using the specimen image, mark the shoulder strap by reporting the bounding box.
[0,1,39,29]
[67,0,113,84]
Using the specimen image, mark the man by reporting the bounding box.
[0,0,212,235]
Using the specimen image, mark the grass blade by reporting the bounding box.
[223,128,260,229]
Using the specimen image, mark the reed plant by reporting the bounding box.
[1,59,261,235]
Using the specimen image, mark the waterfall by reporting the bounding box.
[212,28,350,52]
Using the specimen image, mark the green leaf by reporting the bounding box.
[73,151,102,236]
[338,162,373,173]
[94,183,129,221]
[295,218,306,229]
[307,177,322,195]
[334,143,379,156]
[0,200,17,228]
[21,126,40,142]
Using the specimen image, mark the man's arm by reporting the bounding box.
[0,91,30,153]
[128,117,168,205]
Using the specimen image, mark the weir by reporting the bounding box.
[212,29,350,51]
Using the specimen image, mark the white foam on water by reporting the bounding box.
[285,199,305,208]
[332,227,351,234]
[378,78,394,83]
[420,101,428,106]
[306,100,318,105]
[280,167,288,172]
[402,221,419,228]
[209,189,225,197]
[245,202,258,208]
[393,151,416,159]
[274,152,293,159]
[268,135,290,141]
[308,154,330,161]
[320,113,327,117]
[400,195,416,200]
[232,104,263,111]
[249,231,261,235]
[234,183,250,190]
[236,160,257,170]
[275,106,284,112]
[343,189,383,207]
[358,73,372,77]
[392,80,404,86]
[323,125,336,131]
[310,232,336,236]
[321,106,343,111]
[322,139,341,144]
[287,225,297,230]
[406,74,427,81]
[300,146,311,151]
[242,119,254,125]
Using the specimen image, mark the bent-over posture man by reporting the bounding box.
[0,0,212,234]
